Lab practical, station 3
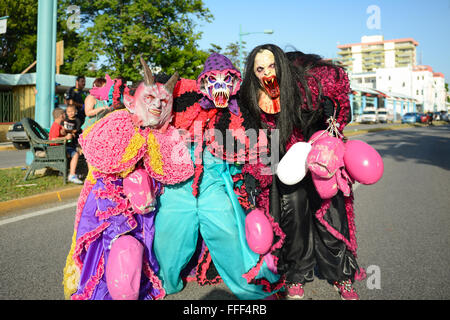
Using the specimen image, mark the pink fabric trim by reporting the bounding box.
[314,195,358,257]
[142,261,166,300]
[71,253,105,300]
[242,255,285,293]
[73,222,110,270]
[143,126,194,185]
[74,181,94,230]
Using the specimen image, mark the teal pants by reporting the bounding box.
[153,149,279,300]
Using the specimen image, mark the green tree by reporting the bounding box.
[207,41,247,70]
[58,0,213,81]
[0,0,85,75]
[0,0,38,73]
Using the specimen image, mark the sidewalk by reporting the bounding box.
[0,121,447,216]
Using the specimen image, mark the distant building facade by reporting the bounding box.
[337,35,447,115]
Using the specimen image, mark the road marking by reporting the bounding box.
[0,201,77,227]
[394,142,408,148]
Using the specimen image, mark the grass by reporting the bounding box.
[0,167,73,202]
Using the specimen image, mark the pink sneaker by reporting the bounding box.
[334,280,359,300]
[286,283,304,300]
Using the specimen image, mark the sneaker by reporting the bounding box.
[286,283,304,300]
[334,279,359,300]
[68,174,83,185]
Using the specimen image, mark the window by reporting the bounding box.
[416,90,419,95]
[402,82,405,87]
[389,76,391,80]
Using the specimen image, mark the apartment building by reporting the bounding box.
[337,35,418,73]
[337,35,447,114]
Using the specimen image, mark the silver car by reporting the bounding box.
[6,122,30,150]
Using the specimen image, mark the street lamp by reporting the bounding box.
[238,25,274,72]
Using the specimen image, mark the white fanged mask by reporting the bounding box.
[201,72,234,108]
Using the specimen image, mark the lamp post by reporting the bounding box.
[238,25,273,72]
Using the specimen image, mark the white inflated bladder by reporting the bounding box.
[276,142,312,185]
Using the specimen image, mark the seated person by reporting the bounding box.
[49,107,83,184]
[64,104,82,149]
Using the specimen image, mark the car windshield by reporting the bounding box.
[378,111,387,114]
[363,111,376,114]
[404,113,415,116]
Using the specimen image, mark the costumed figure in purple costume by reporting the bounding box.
[62,57,194,300]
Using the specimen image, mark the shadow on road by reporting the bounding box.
[355,125,450,171]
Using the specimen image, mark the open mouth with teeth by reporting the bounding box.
[262,76,280,99]
[208,88,230,108]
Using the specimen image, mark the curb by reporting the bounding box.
[0,144,16,151]
[0,186,82,217]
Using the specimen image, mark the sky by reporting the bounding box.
[193,0,450,80]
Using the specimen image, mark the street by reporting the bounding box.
[0,125,449,300]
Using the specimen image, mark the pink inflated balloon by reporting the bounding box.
[344,140,384,185]
[123,168,156,214]
[245,209,274,255]
[311,172,339,199]
[308,130,328,144]
[106,235,144,300]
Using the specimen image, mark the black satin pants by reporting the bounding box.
[271,173,359,285]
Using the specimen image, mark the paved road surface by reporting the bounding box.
[0,125,449,300]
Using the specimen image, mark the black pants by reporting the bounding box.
[271,174,359,285]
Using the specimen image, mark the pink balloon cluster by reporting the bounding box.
[307,131,383,199]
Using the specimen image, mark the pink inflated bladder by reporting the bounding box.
[343,140,384,185]
[307,135,345,179]
[106,235,144,300]
[311,172,339,199]
[123,168,156,214]
[245,209,274,255]
[308,130,328,144]
[276,142,312,185]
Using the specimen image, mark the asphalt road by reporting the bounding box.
[0,148,27,169]
[0,125,449,300]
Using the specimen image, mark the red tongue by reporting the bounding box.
[215,93,227,107]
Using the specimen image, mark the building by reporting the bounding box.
[337,35,418,73]
[337,35,447,120]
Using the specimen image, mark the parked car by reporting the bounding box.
[360,108,378,124]
[440,111,449,122]
[401,112,420,124]
[419,113,431,123]
[6,121,30,150]
[376,108,392,123]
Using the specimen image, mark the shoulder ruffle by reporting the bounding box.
[79,110,147,174]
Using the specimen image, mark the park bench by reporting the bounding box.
[21,117,68,184]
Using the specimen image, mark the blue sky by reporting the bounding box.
[193,0,450,81]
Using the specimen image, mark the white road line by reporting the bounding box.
[394,142,407,148]
[0,201,77,227]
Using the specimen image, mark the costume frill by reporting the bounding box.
[62,109,194,300]
[152,76,284,300]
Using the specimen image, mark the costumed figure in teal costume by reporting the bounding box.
[153,53,284,299]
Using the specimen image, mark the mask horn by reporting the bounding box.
[140,55,154,86]
[164,71,179,93]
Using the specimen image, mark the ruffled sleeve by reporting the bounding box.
[313,66,351,132]
[142,125,194,185]
[79,110,147,174]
